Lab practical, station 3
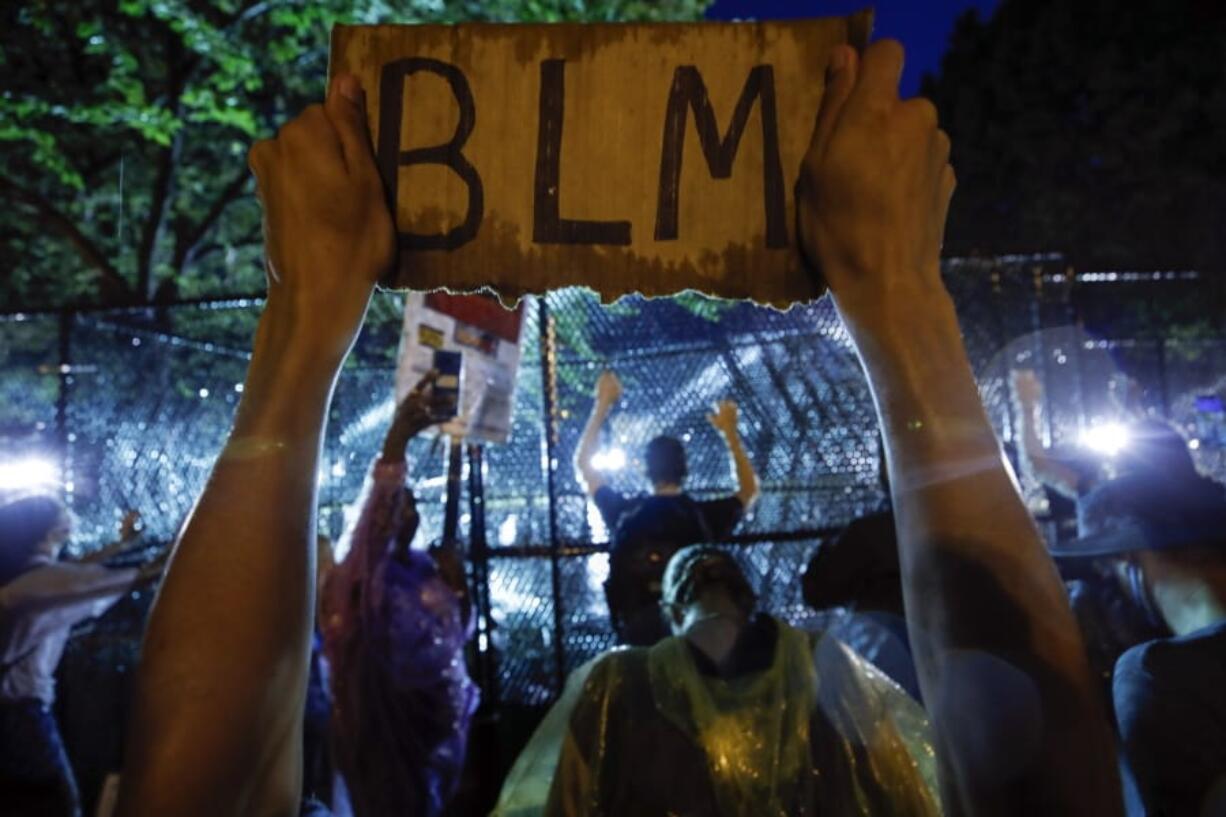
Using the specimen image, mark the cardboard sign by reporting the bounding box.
[395,292,525,444]
[330,14,871,306]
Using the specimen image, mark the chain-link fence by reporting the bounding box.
[3,256,1226,805]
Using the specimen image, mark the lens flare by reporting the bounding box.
[1081,422,1130,456]
[0,457,60,492]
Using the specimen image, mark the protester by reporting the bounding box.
[1013,368,1215,687]
[1047,452,1226,816]
[0,497,161,817]
[574,370,759,645]
[793,40,1120,814]
[321,373,478,817]
[117,41,1121,817]
[802,442,920,700]
[533,544,938,815]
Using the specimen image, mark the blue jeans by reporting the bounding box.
[1114,621,1226,816]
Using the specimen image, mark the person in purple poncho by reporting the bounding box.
[320,372,478,817]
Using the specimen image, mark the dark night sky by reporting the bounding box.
[705,1,999,96]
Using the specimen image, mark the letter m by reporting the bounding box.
[654,65,787,248]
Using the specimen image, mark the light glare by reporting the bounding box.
[591,448,626,471]
[1081,422,1130,456]
[0,457,60,492]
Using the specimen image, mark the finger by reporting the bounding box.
[932,126,951,167]
[807,44,860,159]
[247,139,276,197]
[939,163,957,214]
[847,39,904,113]
[411,368,440,395]
[903,97,939,132]
[324,74,376,176]
[279,104,342,163]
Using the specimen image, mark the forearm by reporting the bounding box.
[338,458,409,575]
[853,297,1118,814]
[1015,401,1080,500]
[79,538,133,564]
[380,415,426,463]
[720,429,759,508]
[119,330,340,816]
[574,402,612,491]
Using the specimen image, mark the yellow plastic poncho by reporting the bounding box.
[493,618,941,817]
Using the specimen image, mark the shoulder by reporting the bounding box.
[694,494,744,532]
[571,647,650,717]
[701,492,742,509]
[593,485,625,505]
[588,645,649,678]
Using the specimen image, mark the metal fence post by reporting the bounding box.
[466,443,499,700]
[56,309,72,504]
[537,296,568,693]
[442,436,464,546]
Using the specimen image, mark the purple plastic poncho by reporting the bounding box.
[322,459,479,817]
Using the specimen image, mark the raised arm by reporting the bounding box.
[117,75,392,817]
[708,400,759,509]
[1010,369,1084,499]
[574,370,622,496]
[78,510,142,564]
[381,371,438,465]
[797,42,1120,816]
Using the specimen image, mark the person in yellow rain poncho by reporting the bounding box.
[494,544,940,817]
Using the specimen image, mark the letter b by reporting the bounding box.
[377,58,483,250]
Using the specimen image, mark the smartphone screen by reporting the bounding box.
[432,350,463,421]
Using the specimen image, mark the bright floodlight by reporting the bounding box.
[0,457,60,492]
[1081,422,1130,456]
[498,514,519,547]
[592,448,626,471]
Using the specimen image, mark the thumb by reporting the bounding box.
[325,74,375,175]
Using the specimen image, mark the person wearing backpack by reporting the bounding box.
[574,371,759,645]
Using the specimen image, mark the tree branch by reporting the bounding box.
[135,135,181,301]
[172,170,253,274]
[136,28,189,302]
[1,174,132,302]
[178,1,273,83]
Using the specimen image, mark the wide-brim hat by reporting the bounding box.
[1050,470,1226,560]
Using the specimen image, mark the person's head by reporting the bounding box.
[660,545,756,634]
[645,435,687,490]
[1061,472,1226,635]
[0,494,71,584]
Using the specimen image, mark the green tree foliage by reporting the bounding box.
[924,0,1226,274]
[0,0,711,310]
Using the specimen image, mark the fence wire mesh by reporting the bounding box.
[3,257,1226,801]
